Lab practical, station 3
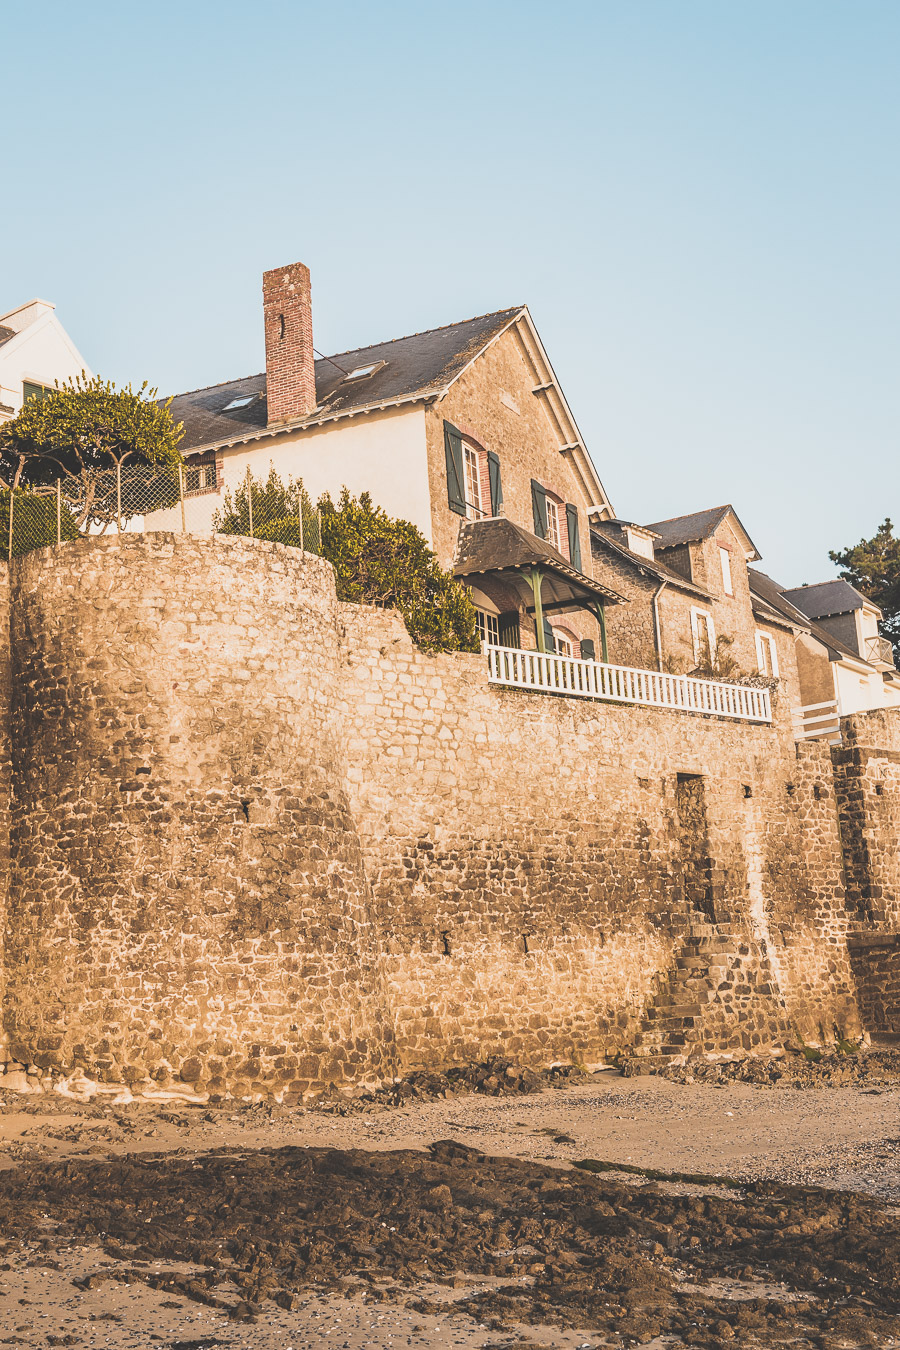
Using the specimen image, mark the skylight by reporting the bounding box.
[343,361,385,382]
[223,394,255,411]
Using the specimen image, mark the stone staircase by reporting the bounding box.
[625,921,795,1072]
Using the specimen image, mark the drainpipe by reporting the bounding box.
[652,579,668,672]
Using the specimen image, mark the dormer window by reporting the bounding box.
[342,360,386,382]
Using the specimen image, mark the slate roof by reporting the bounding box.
[591,528,711,600]
[170,307,524,454]
[646,504,761,560]
[455,517,626,605]
[747,569,814,627]
[781,579,873,621]
[748,570,871,664]
[0,325,17,349]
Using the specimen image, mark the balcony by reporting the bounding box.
[486,645,772,723]
[865,635,896,667]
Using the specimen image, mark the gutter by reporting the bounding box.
[652,579,668,672]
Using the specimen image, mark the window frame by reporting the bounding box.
[719,546,734,596]
[545,498,561,551]
[755,630,779,677]
[474,607,500,649]
[462,443,486,519]
[183,456,221,497]
[690,606,716,666]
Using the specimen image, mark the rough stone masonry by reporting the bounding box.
[0,533,895,1099]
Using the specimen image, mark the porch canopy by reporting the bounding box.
[453,517,627,657]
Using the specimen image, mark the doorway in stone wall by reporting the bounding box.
[675,773,716,922]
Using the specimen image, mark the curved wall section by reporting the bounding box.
[4,534,395,1097]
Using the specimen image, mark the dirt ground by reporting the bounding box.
[1,1054,899,1349]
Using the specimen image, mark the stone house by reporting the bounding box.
[747,572,900,739]
[0,297,91,423]
[590,505,805,710]
[162,260,623,658]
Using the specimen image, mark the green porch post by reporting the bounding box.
[528,568,546,652]
[594,602,609,663]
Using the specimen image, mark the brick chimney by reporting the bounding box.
[262,261,317,425]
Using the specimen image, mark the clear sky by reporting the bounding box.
[4,0,898,585]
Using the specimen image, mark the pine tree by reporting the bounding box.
[830,519,900,661]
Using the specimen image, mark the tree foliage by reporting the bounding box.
[319,488,479,654]
[212,465,316,549]
[214,469,478,654]
[0,376,184,531]
[0,375,183,485]
[830,518,900,661]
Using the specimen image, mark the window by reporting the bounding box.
[463,444,484,519]
[223,394,255,411]
[755,631,779,677]
[719,546,733,596]
[691,607,716,666]
[184,459,219,495]
[474,608,500,648]
[22,381,52,405]
[342,361,386,381]
[545,498,561,550]
[554,632,574,658]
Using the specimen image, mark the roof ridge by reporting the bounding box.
[645,504,731,529]
[317,305,524,363]
[167,306,525,403]
[783,578,850,592]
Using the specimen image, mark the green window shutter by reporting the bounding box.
[531,479,548,538]
[487,451,503,516]
[498,610,520,648]
[444,421,466,516]
[22,381,51,405]
[566,504,582,572]
[579,637,596,661]
[542,617,556,652]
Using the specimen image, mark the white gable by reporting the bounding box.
[0,300,92,421]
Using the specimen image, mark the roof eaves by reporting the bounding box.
[179,389,438,456]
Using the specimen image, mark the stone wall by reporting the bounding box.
[339,602,860,1070]
[833,708,900,926]
[2,535,396,1097]
[846,935,900,1038]
[0,534,886,1099]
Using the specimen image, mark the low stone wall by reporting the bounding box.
[0,534,886,1099]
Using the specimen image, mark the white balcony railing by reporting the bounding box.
[791,699,841,744]
[486,645,772,723]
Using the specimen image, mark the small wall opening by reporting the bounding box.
[675,773,716,922]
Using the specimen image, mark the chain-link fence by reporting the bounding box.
[0,464,322,561]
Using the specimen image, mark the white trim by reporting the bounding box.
[719,546,733,596]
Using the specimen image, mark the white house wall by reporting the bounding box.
[834,660,900,716]
[146,405,432,541]
[0,307,91,418]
